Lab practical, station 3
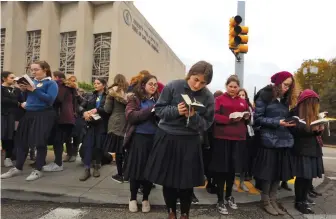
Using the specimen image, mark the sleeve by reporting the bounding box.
[214,97,231,124]
[188,94,215,132]
[126,96,154,125]
[79,95,89,115]
[104,95,114,114]
[154,83,180,121]
[32,81,58,105]
[1,90,19,107]
[254,97,280,128]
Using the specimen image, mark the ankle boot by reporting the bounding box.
[93,162,101,178]
[270,182,286,215]
[261,194,278,216]
[295,202,314,214]
[79,168,91,181]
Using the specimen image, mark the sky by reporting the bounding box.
[134,0,336,97]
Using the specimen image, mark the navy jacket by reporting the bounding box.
[254,85,294,148]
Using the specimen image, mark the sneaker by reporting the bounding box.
[129,200,138,212]
[240,182,249,192]
[26,169,43,181]
[42,162,63,172]
[232,184,238,192]
[192,193,199,204]
[310,187,322,196]
[1,167,22,179]
[225,196,238,209]
[217,201,228,215]
[111,174,124,183]
[68,156,76,162]
[142,200,150,213]
[4,158,14,167]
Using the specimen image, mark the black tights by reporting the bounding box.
[130,179,152,201]
[215,172,235,202]
[295,177,311,203]
[163,187,193,216]
[2,139,14,159]
[116,153,124,176]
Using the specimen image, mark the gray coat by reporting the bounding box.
[104,86,127,136]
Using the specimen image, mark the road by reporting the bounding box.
[1,147,335,219]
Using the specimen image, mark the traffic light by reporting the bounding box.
[229,15,249,54]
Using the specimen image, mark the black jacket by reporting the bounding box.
[290,107,323,157]
[1,86,25,120]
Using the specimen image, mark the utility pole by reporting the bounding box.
[235,1,245,87]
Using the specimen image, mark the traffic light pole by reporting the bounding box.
[235,1,245,87]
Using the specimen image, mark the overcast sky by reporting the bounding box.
[134,0,336,97]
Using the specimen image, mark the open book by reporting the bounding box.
[310,118,336,126]
[284,116,306,124]
[181,94,205,109]
[91,114,101,120]
[229,111,250,119]
[16,74,35,88]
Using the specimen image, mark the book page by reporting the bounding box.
[181,94,192,105]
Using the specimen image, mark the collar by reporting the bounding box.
[183,80,203,95]
[34,77,52,82]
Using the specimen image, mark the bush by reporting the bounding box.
[78,82,94,92]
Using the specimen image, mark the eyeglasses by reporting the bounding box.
[147,83,158,88]
[30,68,42,72]
[283,83,292,88]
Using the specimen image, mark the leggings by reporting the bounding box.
[116,152,124,176]
[163,187,193,216]
[130,179,152,201]
[2,139,14,159]
[215,172,235,202]
[295,177,311,202]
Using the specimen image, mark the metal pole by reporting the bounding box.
[235,1,245,87]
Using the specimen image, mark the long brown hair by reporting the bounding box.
[33,60,52,78]
[109,74,128,92]
[298,97,320,129]
[272,76,297,108]
[133,74,159,101]
[238,88,252,108]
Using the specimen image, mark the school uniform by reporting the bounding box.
[1,77,58,181]
[144,79,214,215]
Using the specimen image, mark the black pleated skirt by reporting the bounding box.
[15,109,56,148]
[253,147,294,182]
[208,138,248,173]
[81,122,107,150]
[292,155,324,179]
[123,133,154,181]
[103,132,124,154]
[144,128,205,189]
[1,113,16,140]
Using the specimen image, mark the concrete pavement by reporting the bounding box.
[0,150,324,206]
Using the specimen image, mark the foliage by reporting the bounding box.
[78,82,94,92]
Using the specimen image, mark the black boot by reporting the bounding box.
[295,202,314,214]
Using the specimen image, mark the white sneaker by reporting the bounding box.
[26,170,43,181]
[42,162,63,172]
[129,200,138,212]
[4,158,14,167]
[1,167,22,179]
[142,200,151,213]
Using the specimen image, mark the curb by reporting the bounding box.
[324,145,336,148]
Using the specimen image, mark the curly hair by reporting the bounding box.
[133,74,159,101]
[130,70,150,87]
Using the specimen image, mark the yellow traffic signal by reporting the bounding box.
[229,15,249,54]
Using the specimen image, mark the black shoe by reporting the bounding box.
[192,193,199,204]
[281,182,292,191]
[308,191,317,198]
[111,174,124,183]
[310,187,322,196]
[295,202,314,214]
[306,197,316,205]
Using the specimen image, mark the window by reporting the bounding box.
[25,30,41,75]
[1,29,5,72]
[59,31,76,74]
[92,32,111,82]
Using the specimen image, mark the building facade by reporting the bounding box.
[0,1,186,83]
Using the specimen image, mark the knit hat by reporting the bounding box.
[297,89,319,105]
[271,71,293,86]
[157,82,164,93]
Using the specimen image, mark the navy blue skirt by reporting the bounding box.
[81,122,107,150]
[292,155,324,179]
[103,132,124,154]
[15,109,56,148]
[144,128,204,189]
[1,113,16,140]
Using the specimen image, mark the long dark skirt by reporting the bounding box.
[81,122,107,150]
[144,128,205,189]
[103,132,124,154]
[292,155,324,179]
[208,138,248,173]
[1,113,16,140]
[71,117,86,139]
[15,109,56,148]
[253,147,294,182]
[123,133,154,181]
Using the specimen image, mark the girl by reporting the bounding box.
[144,61,215,219]
[1,61,58,181]
[290,89,324,214]
[1,71,24,167]
[103,74,128,183]
[79,78,108,181]
[123,74,159,213]
[209,75,249,215]
[253,71,296,215]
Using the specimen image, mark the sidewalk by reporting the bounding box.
[1,151,324,205]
